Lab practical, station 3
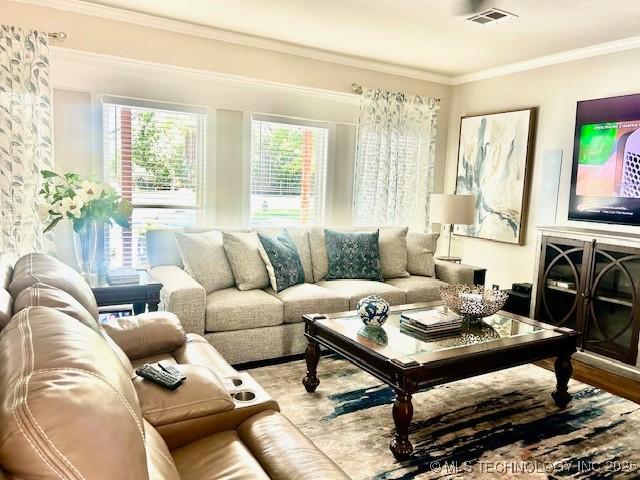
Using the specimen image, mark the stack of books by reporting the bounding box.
[400,309,463,339]
[107,268,141,286]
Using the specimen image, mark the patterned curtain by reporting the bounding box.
[0,26,53,258]
[352,88,439,230]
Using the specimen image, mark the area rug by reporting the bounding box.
[246,355,640,479]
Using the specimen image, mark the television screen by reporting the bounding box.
[569,93,640,226]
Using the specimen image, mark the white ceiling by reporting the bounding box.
[78,0,640,77]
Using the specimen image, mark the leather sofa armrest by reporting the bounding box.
[134,364,235,428]
[149,266,206,335]
[157,372,279,450]
[102,311,186,360]
[435,261,484,286]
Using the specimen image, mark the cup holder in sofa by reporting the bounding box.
[230,378,243,387]
[233,391,256,402]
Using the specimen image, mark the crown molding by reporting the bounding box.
[15,0,452,85]
[50,47,362,105]
[450,35,640,85]
[16,0,640,86]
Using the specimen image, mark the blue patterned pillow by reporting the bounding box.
[325,229,382,281]
[257,230,305,293]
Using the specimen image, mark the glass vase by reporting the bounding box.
[73,220,98,281]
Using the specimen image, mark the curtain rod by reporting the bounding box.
[351,82,441,102]
[47,32,68,42]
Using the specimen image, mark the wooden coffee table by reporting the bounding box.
[302,302,578,460]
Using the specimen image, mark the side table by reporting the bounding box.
[90,272,162,315]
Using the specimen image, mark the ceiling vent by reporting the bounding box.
[467,8,517,24]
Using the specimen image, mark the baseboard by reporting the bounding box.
[574,350,640,382]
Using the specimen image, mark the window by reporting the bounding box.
[250,116,328,226]
[103,98,206,268]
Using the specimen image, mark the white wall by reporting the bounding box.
[444,48,640,288]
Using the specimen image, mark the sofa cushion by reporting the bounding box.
[101,312,187,360]
[205,288,283,332]
[379,227,410,279]
[13,282,102,336]
[134,364,234,427]
[255,228,313,283]
[223,232,270,291]
[0,289,12,331]
[172,430,271,479]
[144,420,181,480]
[325,229,382,281]
[9,252,99,319]
[316,280,406,309]
[258,230,305,293]
[0,307,148,479]
[238,410,349,480]
[267,283,349,323]
[386,275,448,304]
[407,232,439,277]
[176,230,235,294]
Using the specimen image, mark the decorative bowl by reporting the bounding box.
[356,295,390,327]
[440,284,508,321]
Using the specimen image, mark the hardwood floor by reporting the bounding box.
[537,358,640,405]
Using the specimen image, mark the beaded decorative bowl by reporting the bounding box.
[440,284,508,321]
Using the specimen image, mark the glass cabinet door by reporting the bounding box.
[535,237,589,331]
[583,245,640,365]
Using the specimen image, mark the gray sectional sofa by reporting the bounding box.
[146,226,480,364]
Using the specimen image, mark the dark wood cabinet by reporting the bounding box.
[535,231,640,366]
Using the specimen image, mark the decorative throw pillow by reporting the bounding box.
[379,227,410,279]
[222,231,270,291]
[175,231,235,294]
[257,230,305,293]
[325,229,382,281]
[407,232,439,277]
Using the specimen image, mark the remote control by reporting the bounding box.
[135,364,183,390]
[159,362,187,382]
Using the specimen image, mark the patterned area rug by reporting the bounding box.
[246,355,640,479]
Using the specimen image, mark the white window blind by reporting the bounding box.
[250,116,328,226]
[103,100,206,268]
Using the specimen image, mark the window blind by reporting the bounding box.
[250,117,328,226]
[103,101,206,268]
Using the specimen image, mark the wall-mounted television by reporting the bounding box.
[569,93,640,226]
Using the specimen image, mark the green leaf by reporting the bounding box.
[43,217,61,233]
[118,199,133,218]
[40,170,60,178]
[112,212,130,229]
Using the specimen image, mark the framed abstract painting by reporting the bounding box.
[454,108,537,245]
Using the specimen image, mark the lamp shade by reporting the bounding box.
[429,194,476,225]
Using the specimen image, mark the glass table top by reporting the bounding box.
[318,305,543,363]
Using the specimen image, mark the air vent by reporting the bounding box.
[467,8,517,24]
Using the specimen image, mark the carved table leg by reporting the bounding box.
[390,390,413,461]
[552,354,573,408]
[302,340,320,393]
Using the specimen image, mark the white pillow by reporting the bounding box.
[222,232,270,291]
[175,231,235,294]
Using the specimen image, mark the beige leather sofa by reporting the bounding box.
[147,226,480,364]
[0,253,348,479]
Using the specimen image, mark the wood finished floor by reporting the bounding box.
[537,358,640,405]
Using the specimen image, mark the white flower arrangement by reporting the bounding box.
[39,171,133,233]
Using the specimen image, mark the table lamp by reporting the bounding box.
[429,193,476,261]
